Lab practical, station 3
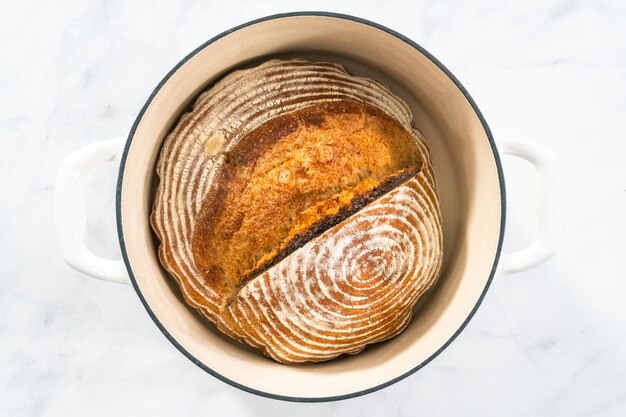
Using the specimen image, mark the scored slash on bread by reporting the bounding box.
[151,59,443,364]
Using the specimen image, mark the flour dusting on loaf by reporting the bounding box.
[151,59,443,364]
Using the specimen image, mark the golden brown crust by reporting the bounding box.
[151,59,443,363]
[191,100,422,300]
[234,165,419,296]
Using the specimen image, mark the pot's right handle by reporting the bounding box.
[496,134,564,277]
[54,137,130,284]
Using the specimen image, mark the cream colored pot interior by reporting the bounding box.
[119,15,502,399]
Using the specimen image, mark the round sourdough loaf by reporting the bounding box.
[151,59,443,364]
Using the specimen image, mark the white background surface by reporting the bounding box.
[2,0,626,416]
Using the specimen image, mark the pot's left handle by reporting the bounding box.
[54,137,130,284]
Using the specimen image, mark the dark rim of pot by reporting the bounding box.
[115,11,506,403]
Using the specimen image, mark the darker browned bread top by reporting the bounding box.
[191,100,422,303]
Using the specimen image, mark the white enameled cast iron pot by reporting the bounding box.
[54,12,563,402]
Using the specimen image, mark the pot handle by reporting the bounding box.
[496,134,564,277]
[54,137,130,284]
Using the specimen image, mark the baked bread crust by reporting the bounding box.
[151,59,443,363]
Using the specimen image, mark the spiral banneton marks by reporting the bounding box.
[151,59,443,364]
[219,173,442,363]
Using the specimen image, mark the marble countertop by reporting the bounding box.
[2,0,626,415]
